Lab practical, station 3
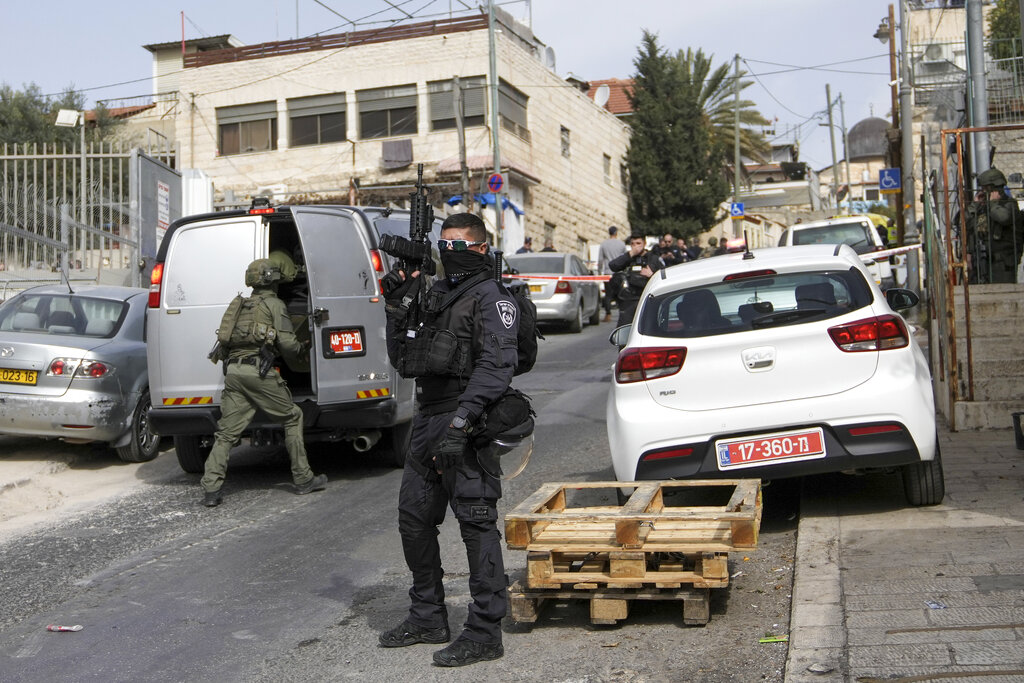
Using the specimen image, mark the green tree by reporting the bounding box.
[987,0,1021,60]
[0,83,119,147]
[626,32,729,237]
[674,48,770,163]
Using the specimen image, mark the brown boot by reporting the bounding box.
[603,313,612,322]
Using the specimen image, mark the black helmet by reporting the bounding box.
[978,168,1008,188]
[245,258,282,288]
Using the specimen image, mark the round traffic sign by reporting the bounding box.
[487,173,504,193]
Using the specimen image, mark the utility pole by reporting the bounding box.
[487,0,503,251]
[840,93,852,213]
[732,54,742,240]
[900,0,919,293]
[967,0,991,179]
[826,84,839,211]
[453,76,473,213]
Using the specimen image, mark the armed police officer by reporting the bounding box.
[379,212,517,667]
[608,232,663,326]
[965,167,1024,283]
[201,258,326,507]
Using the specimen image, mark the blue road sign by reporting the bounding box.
[730,202,744,218]
[487,173,504,193]
[879,168,901,194]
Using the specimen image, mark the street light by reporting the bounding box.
[875,5,904,244]
[55,108,86,272]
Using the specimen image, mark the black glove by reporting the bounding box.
[381,267,407,299]
[434,426,469,473]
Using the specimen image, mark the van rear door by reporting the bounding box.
[149,216,260,407]
[292,207,389,406]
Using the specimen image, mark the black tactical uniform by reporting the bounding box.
[608,248,663,326]
[381,240,517,665]
[965,168,1024,284]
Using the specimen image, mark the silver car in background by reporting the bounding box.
[0,284,159,462]
[505,252,601,333]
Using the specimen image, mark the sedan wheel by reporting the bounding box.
[116,390,161,463]
[568,302,583,333]
[587,298,601,326]
[901,444,945,506]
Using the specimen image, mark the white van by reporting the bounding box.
[777,216,895,288]
[146,201,441,473]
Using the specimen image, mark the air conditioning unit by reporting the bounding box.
[921,43,951,64]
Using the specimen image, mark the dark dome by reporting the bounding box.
[847,117,889,162]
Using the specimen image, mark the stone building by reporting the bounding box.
[142,12,630,257]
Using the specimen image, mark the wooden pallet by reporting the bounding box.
[508,579,712,626]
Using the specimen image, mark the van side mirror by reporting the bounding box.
[885,288,919,311]
[609,325,631,347]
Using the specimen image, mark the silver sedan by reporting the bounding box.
[0,284,159,462]
[505,253,601,333]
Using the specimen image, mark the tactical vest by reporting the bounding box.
[217,295,276,352]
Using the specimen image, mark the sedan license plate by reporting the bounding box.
[0,367,38,385]
[716,427,825,470]
[328,329,363,355]
[529,284,543,293]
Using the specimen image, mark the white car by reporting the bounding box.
[606,244,943,506]
[778,215,895,288]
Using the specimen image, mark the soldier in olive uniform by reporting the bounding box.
[201,258,325,507]
[965,168,1024,284]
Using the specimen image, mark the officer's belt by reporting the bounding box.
[225,356,259,367]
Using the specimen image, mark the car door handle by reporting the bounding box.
[312,307,329,326]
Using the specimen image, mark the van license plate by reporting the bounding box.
[715,427,825,470]
[0,367,38,385]
[328,329,363,355]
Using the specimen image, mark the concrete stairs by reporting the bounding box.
[939,283,1024,430]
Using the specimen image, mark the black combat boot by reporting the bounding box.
[432,635,503,666]
[203,490,223,507]
[294,473,327,495]
[378,619,451,648]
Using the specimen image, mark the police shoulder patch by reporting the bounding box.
[496,300,517,329]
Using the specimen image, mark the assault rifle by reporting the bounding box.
[378,163,436,277]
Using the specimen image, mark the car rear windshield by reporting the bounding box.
[637,268,873,338]
[0,294,127,337]
[505,256,563,274]
[791,220,876,253]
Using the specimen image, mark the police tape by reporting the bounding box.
[859,243,921,261]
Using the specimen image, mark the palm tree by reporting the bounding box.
[674,48,770,163]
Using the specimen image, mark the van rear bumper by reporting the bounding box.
[149,398,399,438]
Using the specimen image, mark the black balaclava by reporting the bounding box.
[441,249,492,285]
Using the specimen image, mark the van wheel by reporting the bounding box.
[175,435,213,474]
[587,301,601,326]
[568,303,583,333]
[116,390,161,463]
[901,444,945,506]
[378,420,413,468]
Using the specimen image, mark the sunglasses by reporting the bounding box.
[437,239,486,251]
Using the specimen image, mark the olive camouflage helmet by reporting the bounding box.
[268,249,300,283]
[244,258,282,288]
[978,168,1008,188]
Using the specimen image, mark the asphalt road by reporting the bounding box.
[0,318,799,682]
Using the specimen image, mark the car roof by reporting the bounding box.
[790,216,875,230]
[648,244,864,292]
[12,284,148,301]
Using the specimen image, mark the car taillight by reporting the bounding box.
[724,269,776,281]
[149,262,164,308]
[615,346,687,383]
[848,424,904,437]
[555,280,573,294]
[47,358,112,378]
[828,315,908,352]
[370,249,385,291]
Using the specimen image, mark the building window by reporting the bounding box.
[498,79,530,140]
[429,76,486,131]
[560,126,571,158]
[358,84,417,139]
[603,154,612,184]
[865,188,880,201]
[543,222,556,248]
[288,93,346,146]
[620,163,629,193]
[217,101,278,156]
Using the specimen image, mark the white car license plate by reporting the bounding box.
[0,367,38,385]
[716,427,825,470]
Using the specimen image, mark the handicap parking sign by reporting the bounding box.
[879,168,901,194]
[730,202,744,218]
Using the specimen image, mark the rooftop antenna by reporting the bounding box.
[59,263,75,294]
[742,230,754,260]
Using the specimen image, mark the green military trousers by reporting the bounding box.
[201,363,314,493]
